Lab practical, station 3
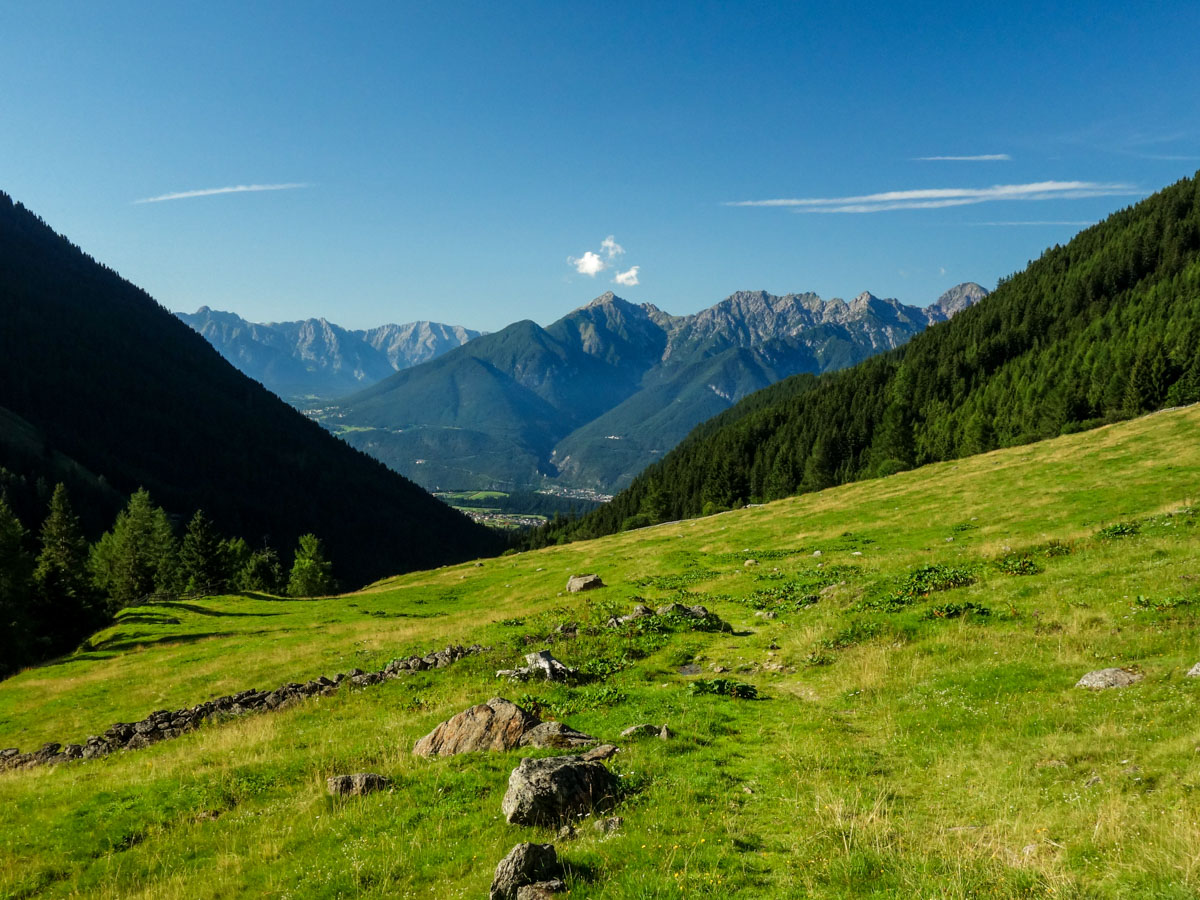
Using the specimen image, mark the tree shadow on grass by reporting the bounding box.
[155,601,284,618]
[92,629,262,654]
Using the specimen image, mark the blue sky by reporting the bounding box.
[2,1,1198,331]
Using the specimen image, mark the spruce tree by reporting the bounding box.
[90,488,180,610]
[32,484,100,647]
[238,545,284,594]
[179,509,227,596]
[287,534,335,597]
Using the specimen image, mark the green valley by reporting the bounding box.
[3,406,1199,898]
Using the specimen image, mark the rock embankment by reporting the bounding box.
[0,643,487,772]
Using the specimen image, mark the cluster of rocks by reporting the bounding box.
[490,843,565,899]
[606,601,730,631]
[0,643,488,773]
[406,695,632,897]
[497,650,578,682]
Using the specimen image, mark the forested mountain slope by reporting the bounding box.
[0,191,498,584]
[543,172,1200,542]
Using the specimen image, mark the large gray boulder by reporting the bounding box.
[1075,668,1144,690]
[502,755,618,826]
[490,843,560,900]
[413,698,540,757]
[566,574,604,592]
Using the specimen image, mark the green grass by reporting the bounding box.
[3,407,1200,897]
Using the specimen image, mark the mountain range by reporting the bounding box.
[322,283,986,492]
[176,308,482,403]
[0,191,497,585]
[545,171,1200,542]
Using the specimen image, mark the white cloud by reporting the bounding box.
[725,181,1139,214]
[135,182,309,204]
[938,266,947,276]
[914,154,1012,161]
[613,266,640,286]
[569,235,641,284]
[568,250,607,276]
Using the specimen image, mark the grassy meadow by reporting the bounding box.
[3,406,1200,898]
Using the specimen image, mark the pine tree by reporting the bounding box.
[179,509,228,596]
[32,484,100,648]
[237,545,284,594]
[287,534,335,597]
[90,488,180,610]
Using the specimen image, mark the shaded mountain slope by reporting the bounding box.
[0,191,498,584]
[542,172,1200,542]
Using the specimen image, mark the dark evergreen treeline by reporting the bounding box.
[0,191,500,586]
[0,481,336,678]
[531,171,1200,544]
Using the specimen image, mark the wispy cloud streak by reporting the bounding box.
[726,181,1139,214]
[915,154,1012,161]
[135,183,310,204]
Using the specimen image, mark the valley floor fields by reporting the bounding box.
[3,407,1200,897]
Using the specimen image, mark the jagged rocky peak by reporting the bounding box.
[932,282,989,318]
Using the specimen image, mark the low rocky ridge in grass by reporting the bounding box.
[2,406,1200,898]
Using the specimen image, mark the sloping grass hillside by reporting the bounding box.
[3,406,1200,898]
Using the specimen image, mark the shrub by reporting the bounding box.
[689,679,758,699]
[993,554,1043,576]
[923,602,992,619]
[1098,521,1140,539]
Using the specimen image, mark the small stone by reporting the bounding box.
[516,881,566,900]
[1085,776,1102,786]
[812,550,822,557]
[490,843,560,900]
[620,724,660,739]
[1075,668,1144,690]
[658,725,673,741]
[519,721,596,750]
[754,611,778,619]
[566,574,604,593]
[744,559,758,567]
[556,824,577,841]
[326,773,391,797]
[594,815,623,834]
[581,744,619,762]
[1187,662,1200,678]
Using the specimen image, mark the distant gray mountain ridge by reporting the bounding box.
[322,282,987,493]
[176,308,482,402]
